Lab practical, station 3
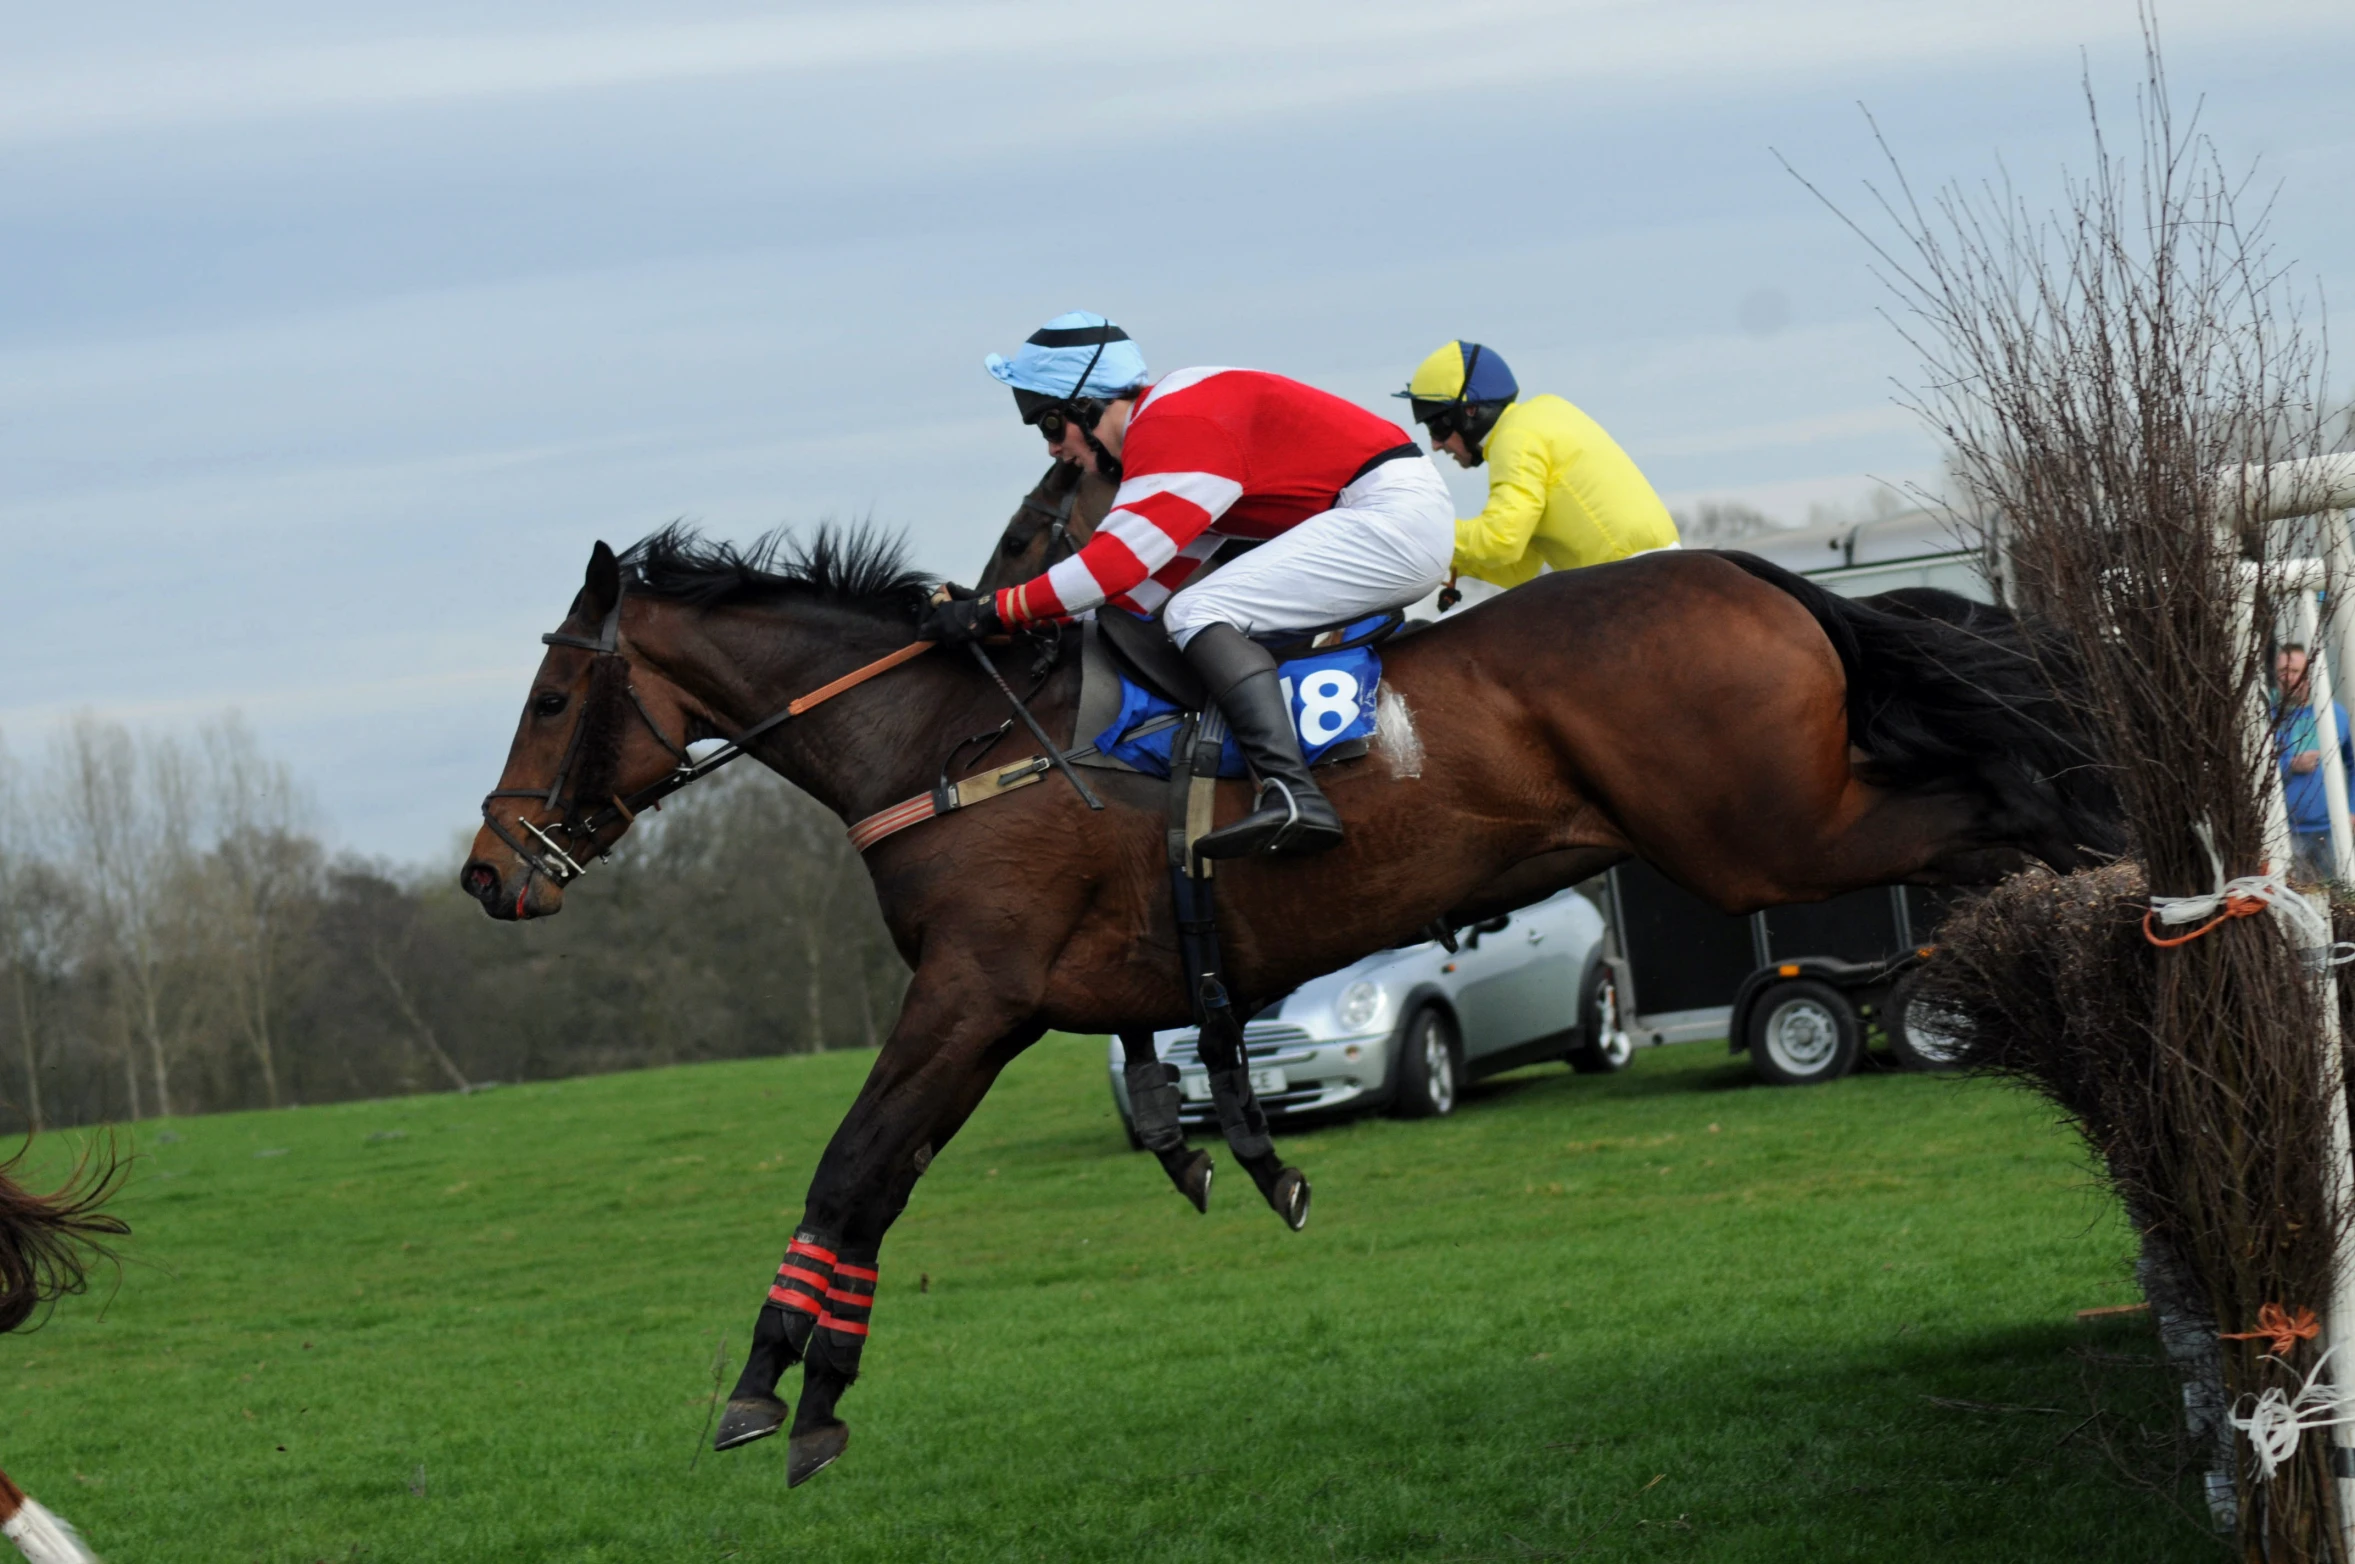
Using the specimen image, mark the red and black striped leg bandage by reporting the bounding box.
[765,1231,839,1354]
[809,1251,879,1382]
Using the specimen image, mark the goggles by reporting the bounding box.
[1015,389,1104,445]
[1417,402,1464,442]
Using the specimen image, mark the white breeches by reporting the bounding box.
[1164,453,1456,647]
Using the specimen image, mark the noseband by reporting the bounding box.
[480,580,934,893]
[478,581,696,888]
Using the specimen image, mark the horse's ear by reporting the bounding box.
[581,541,621,620]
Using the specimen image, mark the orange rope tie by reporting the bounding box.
[2141,892,2270,948]
[2220,1302,2323,1356]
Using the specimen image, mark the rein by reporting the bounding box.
[480,580,933,890]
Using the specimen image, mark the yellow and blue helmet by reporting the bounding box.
[1396,340,1518,429]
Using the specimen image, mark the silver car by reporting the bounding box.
[1108,888,1632,1139]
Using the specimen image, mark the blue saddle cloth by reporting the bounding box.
[1093,617,1385,779]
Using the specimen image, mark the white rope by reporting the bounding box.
[2148,822,2355,962]
[2227,1346,2355,1482]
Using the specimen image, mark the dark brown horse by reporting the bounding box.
[460,526,2106,1484]
[975,458,1113,595]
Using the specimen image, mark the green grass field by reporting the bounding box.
[5,1038,2216,1562]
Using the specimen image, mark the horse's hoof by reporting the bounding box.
[786,1420,850,1487]
[713,1395,788,1451]
[1179,1152,1213,1214]
[1270,1166,1310,1231]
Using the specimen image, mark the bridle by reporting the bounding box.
[479,579,933,896]
[1006,474,1092,569]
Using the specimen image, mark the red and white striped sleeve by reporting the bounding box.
[994,416,1245,625]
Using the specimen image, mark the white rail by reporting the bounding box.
[2235,463,2355,1539]
[2222,452,2355,524]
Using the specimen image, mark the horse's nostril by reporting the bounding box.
[460,862,499,900]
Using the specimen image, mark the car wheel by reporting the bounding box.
[1884,971,1968,1073]
[1567,960,1634,1074]
[1390,1006,1460,1119]
[1746,979,1861,1086]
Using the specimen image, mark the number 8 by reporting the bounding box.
[1293,669,1361,746]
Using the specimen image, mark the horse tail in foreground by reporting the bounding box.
[0,1469,101,1564]
[1716,549,2118,869]
[0,1139,128,1335]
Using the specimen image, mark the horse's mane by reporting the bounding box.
[622,523,936,613]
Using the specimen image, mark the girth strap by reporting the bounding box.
[846,755,1053,852]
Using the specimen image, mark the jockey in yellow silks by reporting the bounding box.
[1398,341,1680,590]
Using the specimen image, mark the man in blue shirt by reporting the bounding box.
[2274,642,2352,883]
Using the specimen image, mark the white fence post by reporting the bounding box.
[2230,457,2355,1544]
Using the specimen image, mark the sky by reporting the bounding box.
[5,1,2352,865]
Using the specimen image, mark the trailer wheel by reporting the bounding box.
[1884,971,1967,1073]
[1567,959,1634,1074]
[1746,980,1861,1085]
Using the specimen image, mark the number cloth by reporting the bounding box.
[1450,394,1681,588]
[1095,619,1385,778]
[993,367,1441,632]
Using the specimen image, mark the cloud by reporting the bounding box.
[1660,468,1939,523]
[0,663,531,735]
[8,0,2350,863]
[5,0,2347,148]
[1644,404,1919,458]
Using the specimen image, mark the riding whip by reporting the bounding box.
[967,642,1103,811]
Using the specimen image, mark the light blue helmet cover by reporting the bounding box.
[985,311,1149,399]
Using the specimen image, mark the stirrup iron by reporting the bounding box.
[1254,777,1303,850]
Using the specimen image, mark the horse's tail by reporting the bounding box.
[1715,550,2119,868]
[1,1461,103,1562]
[0,1137,128,1335]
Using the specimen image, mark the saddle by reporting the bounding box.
[1076,608,1401,778]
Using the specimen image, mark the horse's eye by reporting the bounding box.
[1001,533,1024,555]
[533,691,568,717]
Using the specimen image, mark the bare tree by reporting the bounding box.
[0,739,80,1131]
[196,716,319,1109]
[7,706,912,1127]
[49,716,210,1118]
[1804,15,2344,1550]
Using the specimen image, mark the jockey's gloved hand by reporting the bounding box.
[921,593,1002,646]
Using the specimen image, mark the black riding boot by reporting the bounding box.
[1183,623,1344,859]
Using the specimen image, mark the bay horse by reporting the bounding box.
[460,525,2109,1484]
[975,459,1113,597]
